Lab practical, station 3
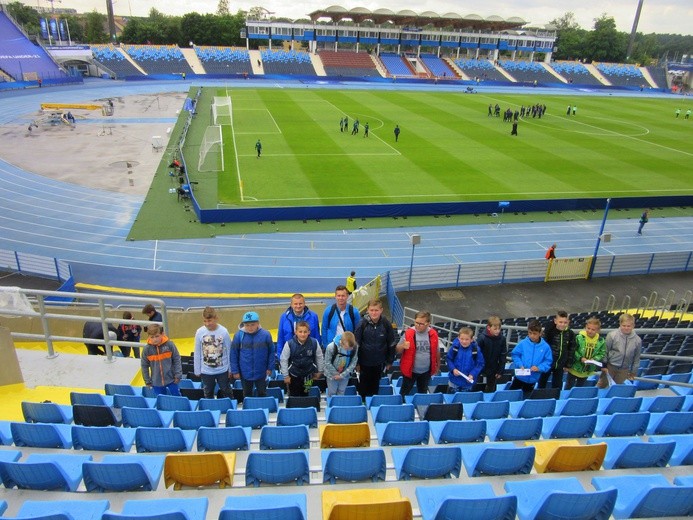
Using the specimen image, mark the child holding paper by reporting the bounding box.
[509,320,553,397]
[565,317,606,389]
[447,327,485,392]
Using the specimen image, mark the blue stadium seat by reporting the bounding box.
[321,448,386,484]
[0,422,12,446]
[197,397,236,412]
[172,410,220,430]
[465,400,510,420]
[648,434,693,465]
[560,386,598,399]
[447,391,484,404]
[0,453,91,491]
[371,403,415,423]
[71,425,136,452]
[121,407,174,428]
[13,500,109,520]
[591,473,693,519]
[83,453,165,492]
[505,477,616,520]
[245,451,310,487]
[646,411,693,435]
[276,407,318,428]
[555,398,599,416]
[219,494,306,520]
[135,426,196,453]
[325,405,368,424]
[541,414,597,439]
[113,394,154,409]
[105,384,139,396]
[259,424,310,450]
[461,442,535,477]
[10,422,73,449]
[21,401,73,424]
[365,394,402,408]
[0,450,21,463]
[486,417,542,441]
[103,497,208,520]
[487,389,523,402]
[509,399,555,418]
[196,425,250,451]
[226,408,269,429]
[587,437,674,469]
[241,396,278,413]
[376,421,430,446]
[597,397,643,415]
[594,411,650,436]
[429,419,486,444]
[327,395,363,407]
[406,393,445,407]
[416,483,517,520]
[70,391,112,406]
[156,394,195,411]
[640,395,684,413]
[600,384,637,398]
[392,446,461,480]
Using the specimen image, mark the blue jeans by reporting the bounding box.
[201,372,230,399]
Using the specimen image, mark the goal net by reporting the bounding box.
[211,96,232,126]
[198,125,224,172]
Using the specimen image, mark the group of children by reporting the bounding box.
[140,303,642,401]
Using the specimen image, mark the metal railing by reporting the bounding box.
[1,287,167,362]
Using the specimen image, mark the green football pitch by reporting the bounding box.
[189,87,692,208]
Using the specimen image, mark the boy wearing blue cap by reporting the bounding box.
[230,310,275,398]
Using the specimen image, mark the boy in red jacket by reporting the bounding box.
[398,311,439,396]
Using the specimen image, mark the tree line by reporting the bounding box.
[5,2,691,63]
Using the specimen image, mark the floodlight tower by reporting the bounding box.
[106,0,117,43]
[626,0,645,60]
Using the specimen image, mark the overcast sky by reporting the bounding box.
[34,0,693,35]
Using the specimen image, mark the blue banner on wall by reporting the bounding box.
[49,18,59,41]
[59,19,68,41]
[39,18,48,40]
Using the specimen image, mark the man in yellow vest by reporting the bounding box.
[345,271,356,294]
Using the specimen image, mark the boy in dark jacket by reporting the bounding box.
[141,323,182,396]
[230,311,275,398]
[280,321,324,397]
[538,310,576,390]
[476,315,507,392]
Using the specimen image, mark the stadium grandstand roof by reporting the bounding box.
[308,5,528,30]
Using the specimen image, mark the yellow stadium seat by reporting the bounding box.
[322,488,413,520]
[319,423,371,448]
[527,439,606,473]
[163,452,235,489]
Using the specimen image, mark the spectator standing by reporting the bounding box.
[322,285,360,347]
[230,311,275,398]
[255,139,262,158]
[142,304,162,333]
[397,311,440,395]
[637,209,649,235]
[598,313,642,387]
[447,327,485,392]
[280,321,324,396]
[82,320,118,356]
[545,244,556,260]
[324,332,358,396]
[538,310,576,389]
[193,307,232,399]
[394,125,400,142]
[476,315,507,393]
[141,323,182,396]
[345,271,357,294]
[566,317,606,389]
[508,320,553,397]
[276,293,321,359]
[118,311,142,358]
[354,299,399,399]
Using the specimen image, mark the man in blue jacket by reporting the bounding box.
[322,285,360,348]
[276,294,320,359]
[509,320,553,397]
[230,311,275,398]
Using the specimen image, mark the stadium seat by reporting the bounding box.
[600,384,637,398]
[587,437,674,469]
[15,500,110,520]
[197,397,236,412]
[327,395,362,407]
[591,473,693,519]
[21,401,73,424]
[465,400,510,420]
[135,426,196,453]
[103,497,208,520]
[646,411,693,435]
[371,404,415,423]
[366,394,402,408]
[285,396,320,411]
[71,425,136,452]
[561,386,598,399]
[259,424,310,450]
[72,404,121,427]
[196,425,250,451]
[322,488,412,520]
[461,442,535,477]
[325,405,368,424]
[10,421,73,449]
[70,391,112,406]
[0,422,12,446]
[487,389,523,402]
[219,494,307,520]
[421,402,463,421]
[156,394,195,411]
[225,408,269,429]
[83,453,165,492]
[528,387,561,400]
[376,421,430,446]
[555,398,599,416]
[594,411,650,436]
[406,392,445,407]
[242,396,278,413]
[416,482,517,520]
[321,448,386,484]
[319,423,371,448]
[541,414,597,439]
[505,477,616,520]
[640,395,684,413]
[0,453,91,491]
[509,398,555,418]
[597,397,643,415]
[105,383,139,396]
[121,407,174,428]
[648,434,693,465]
[172,410,220,430]
[245,450,309,487]
[392,446,462,480]
[429,419,486,444]
[446,391,484,404]
[0,450,21,463]
[164,452,235,489]
[113,394,154,409]
[486,417,543,441]
[276,406,318,428]
[528,439,606,473]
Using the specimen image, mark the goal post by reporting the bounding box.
[211,96,232,126]
[198,125,224,172]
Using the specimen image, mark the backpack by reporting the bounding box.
[449,342,478,363]
[327,304,357,331]
[331,348,354,369]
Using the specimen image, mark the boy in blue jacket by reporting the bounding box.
[447,327,485,392]
[509,320,553,397]
[230,311,275,398]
